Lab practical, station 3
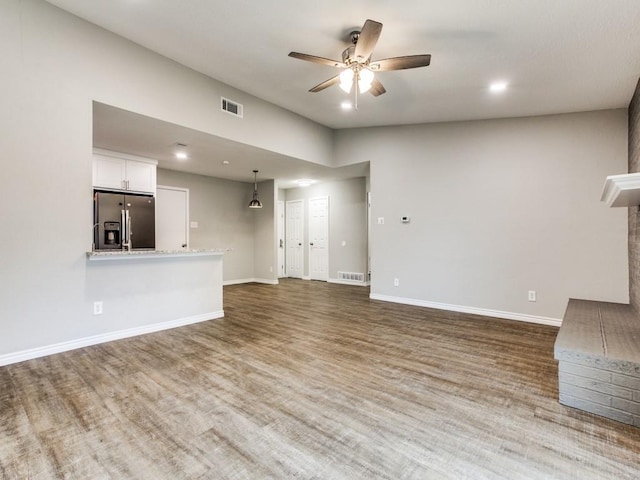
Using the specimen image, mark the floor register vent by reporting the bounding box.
[221,97,243,118]
[338,271,365,283]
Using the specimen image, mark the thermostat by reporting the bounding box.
[401,216,411,224]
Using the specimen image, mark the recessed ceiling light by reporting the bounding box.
[295,179,315,187]
[222,160,230,165]
[175,151,188,160]
[341,101,352,110]
[489,81,508,93]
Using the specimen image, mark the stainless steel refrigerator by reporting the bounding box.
[93,191,155,251]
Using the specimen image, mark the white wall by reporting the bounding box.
[335,110,629,322]
[286,178,368,281]
[0,0,330,358]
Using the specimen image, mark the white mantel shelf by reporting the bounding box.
[86,249,226,261]
[601,173,640,207]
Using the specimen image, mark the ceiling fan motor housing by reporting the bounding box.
[342,45,357,65]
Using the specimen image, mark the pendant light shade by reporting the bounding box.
[248,169,263,209]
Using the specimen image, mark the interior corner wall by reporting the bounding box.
[285,178,368,280]
[156,169,255,282]
[335,110,629,321]
[253,180,277,282]
[628,78,640,312]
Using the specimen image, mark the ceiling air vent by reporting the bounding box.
[221,97,243,118]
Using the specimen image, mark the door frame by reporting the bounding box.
[156,185,190,250]
[277,200,285,278]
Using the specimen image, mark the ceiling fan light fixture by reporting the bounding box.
[288,19,431,102]
[248,169,263,209]
[358,68,374,93]
[339,68,354,93]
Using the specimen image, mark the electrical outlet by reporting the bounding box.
[269,266,273,273]
[93,301,103,315]
[377,217,385,225]
[528,290,536,302]
[393,278,400,287]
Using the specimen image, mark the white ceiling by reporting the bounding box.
[48,0,640,183]
[46,0,640,129]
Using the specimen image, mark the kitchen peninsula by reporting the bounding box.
[86,248,226,260]
[80,248,225,359]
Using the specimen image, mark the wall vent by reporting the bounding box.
[221,97,243,118]
[338,271,365,283]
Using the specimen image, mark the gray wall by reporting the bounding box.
[286,178,368,280]
[335,110,629,321]
[157,169,257,281]
[628,79,640,311]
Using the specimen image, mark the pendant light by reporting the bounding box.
[248,169,263,209]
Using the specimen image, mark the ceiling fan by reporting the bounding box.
[289,19,431,108]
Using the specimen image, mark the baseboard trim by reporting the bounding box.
[223,278,278,286]
[253,278,279,285]
[328,278,370,287]
[369,293,562,327]
[0,310,225,367]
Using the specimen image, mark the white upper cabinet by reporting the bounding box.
[92,149,157,194]
[93,154,126,190]
[124,158,156,193]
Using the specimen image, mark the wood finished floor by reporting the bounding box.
[2,280,640,479]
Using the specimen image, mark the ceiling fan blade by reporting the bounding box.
[371,54,431,72]
[369,78,386,97]
[354,19,382,61]
[309,74,341,93]
[288,52,345,68]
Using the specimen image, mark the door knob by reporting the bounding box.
[310,242,314,246]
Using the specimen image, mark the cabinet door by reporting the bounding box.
[125,160,156,194]
[93,155,126,190]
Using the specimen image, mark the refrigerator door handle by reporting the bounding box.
[121,209,127,250]
[127,211,132,246]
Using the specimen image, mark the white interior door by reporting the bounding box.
[277,201,285,277]
[309,196,329,281]
[286,200,304,278]
[156,185,189,251]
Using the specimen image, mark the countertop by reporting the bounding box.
[86,249,226,261]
